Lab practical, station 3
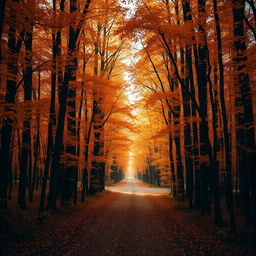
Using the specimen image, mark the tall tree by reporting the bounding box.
[0,0,6,39]
[39,0,64,211]
[63,0,79,203]
[232,0,256,232]
[47,0,91,210]
[0,0,23,209]
[18,7,34,208]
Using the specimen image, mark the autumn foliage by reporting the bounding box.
[0,0,255,236]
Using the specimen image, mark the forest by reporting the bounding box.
[0,0,256,250]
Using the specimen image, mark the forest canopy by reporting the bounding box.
[0,0,255,236]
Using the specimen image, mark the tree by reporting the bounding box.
[0,0,23,209]
[232,0,255,233]
[47,0,92,210]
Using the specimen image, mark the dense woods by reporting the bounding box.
[128,0,256,235]
[0,0,131,212]
[0,0,255,238]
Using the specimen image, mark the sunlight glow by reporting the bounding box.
[126,151,134,178]
[119,0,137,19]
[125,83,138,105]
[106,178,170,196]
[107,189,166,197]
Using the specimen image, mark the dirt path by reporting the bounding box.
[2,179,256,256]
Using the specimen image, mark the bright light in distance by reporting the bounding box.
[119,0,137,19]
[125,84,137,105]
[125,151,135,178]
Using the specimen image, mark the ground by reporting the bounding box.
[1,178,256,255]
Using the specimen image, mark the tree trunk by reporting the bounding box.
[0,0,22,209]
[63,0,78,204]
[196,0,211,215]
[0,0,6,39]
[182,0,200,209]
[168,132,176,196]
[90,24,102,194]
[30,90,40,201]
[212,0,235,227]
[182,47,193,207]
[0,0,6,86]
[47,0,91,210]
[18,22,33,208]
[39,0,62,211]
[232,0,255,233]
